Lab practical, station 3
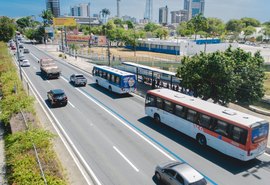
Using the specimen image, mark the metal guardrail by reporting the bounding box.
[20,110,48,185]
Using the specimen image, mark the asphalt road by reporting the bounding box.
[14,44,270,185]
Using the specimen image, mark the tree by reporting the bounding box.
[144,22,160,32]
[177,47,265,105]
[176,21,193,37]
[240,17,261,28]
[154,27,169,39]
[243,26,256,41]
[177,52,237,105]
[101,8,110,23]
[225,47,265,103]
[205,17,225,37]
[226,19,244,33]
[262,26,270,41]
[187,13,208,40]
[16,16,32,30]
[40,10,53,26]
[125,20,134,29]
[0,16,16,42]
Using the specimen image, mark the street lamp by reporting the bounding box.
[15,37,22,81]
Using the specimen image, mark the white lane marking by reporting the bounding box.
[33,66,37,70]
[61,76,69,83]
[75,88,175,161]
[264,152,270,157]
[33,45,174,160]
[69,101,75,108]
[113,146,139,172]
[30,52,40,62]
[20,68,101,185]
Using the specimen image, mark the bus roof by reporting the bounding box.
[94,65,135,76]
[148,89,266,127]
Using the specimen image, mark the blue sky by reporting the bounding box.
[0,0,269,23]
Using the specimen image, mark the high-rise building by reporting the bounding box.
[144,0,153,22]
[70,3,91,17]
[159,6,168,25]
[184,0,205,20]
[46,0,60,17]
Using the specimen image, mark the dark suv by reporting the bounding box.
[47,89,68,107]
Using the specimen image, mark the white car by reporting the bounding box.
[20,59,30,67]
[155,161,207,185]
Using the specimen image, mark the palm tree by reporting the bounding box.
[40,10,53,26]
[100,8,110,23]
[188,13,208,40]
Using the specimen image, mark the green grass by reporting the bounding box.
[264,72,270,96]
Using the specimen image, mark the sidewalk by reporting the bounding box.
[0,122,7,185]
[36,44,270,154]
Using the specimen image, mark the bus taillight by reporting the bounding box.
[247,149,251,156]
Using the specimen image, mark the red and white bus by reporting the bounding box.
[145,89,269,161]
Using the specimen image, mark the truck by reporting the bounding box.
[40,58,61,79]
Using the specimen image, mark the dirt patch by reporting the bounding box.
[9,112,36,133]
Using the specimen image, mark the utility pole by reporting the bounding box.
[15,37,22,81]
[88,2,91,48]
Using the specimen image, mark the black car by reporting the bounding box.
[70,74,87,86]
[47,89,68,107]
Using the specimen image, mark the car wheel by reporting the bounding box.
[154,114,160,124]
[196,134,207,146]
[155,172,161,182]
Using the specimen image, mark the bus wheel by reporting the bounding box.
[154,114,160,124]
[196,134,207,146]
[108,86,112,92]
[155,171,161,182]
[96,80,98,84]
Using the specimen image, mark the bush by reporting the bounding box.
[58,53,62,57]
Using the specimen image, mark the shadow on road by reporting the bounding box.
[88,83,133,99]
[138,116,270,175]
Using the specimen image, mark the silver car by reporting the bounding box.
[155,161,207,185]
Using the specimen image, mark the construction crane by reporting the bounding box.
[117,0,120,18]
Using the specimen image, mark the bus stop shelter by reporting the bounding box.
[121,62,180,88]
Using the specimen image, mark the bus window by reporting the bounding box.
[214,120,229,137]
[164,100,173,113]
[231,126,247,145]
[199,114,212,129]
[186,109,198,123]
[175,104,186,118]
[99,70,102,77]
[111,75,115,83]
[145,95,155,106]
[156,97,163,109]
[107,73,111,81]
[116,76,120,85]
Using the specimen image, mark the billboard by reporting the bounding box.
[53,17,77,27]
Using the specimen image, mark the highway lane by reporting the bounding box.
[20,46,173,185]
[23,44,270,185]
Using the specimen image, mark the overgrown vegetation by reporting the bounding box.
[0,42,66,184]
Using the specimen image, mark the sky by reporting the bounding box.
[0,0,269,23]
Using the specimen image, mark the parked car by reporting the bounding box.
[20,59,30,67]
[70,74,87,86]
[23,48,30,53]
[19,55,25,62]
[11,45,16,50]
[47,89,68,107]
[155,161,207,185]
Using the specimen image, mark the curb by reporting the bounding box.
[248,105,270,116]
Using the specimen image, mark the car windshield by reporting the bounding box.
[76,75,84,78]
[189,178,207,185]
[54,93,65,98]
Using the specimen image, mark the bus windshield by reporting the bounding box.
[122,76,136,88]
[251,122,269,143]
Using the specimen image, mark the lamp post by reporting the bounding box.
[15,37,22,81]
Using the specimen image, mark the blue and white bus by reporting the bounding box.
[92,66,136,94]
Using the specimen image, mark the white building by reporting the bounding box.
[159,6,168,25]
[70,3,90,17]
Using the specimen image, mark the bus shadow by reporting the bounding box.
[88,84,133,99]
[138,116,270,175]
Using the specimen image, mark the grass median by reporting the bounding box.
[0,42,66,185]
